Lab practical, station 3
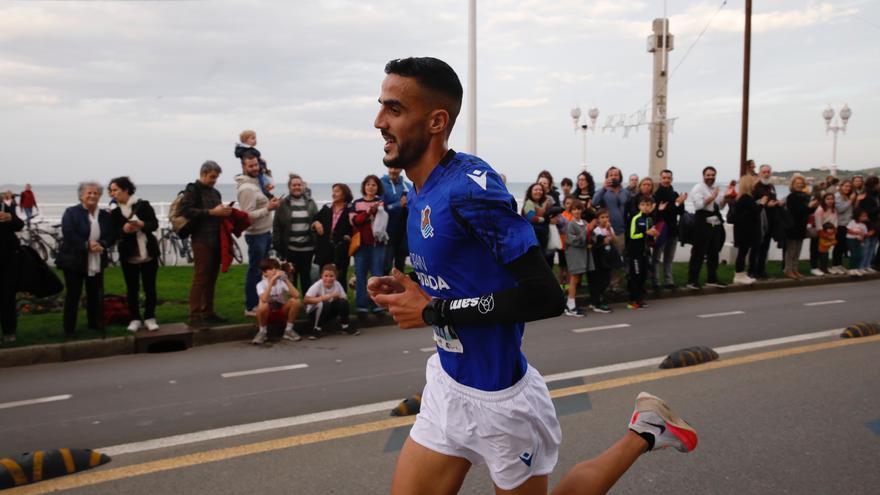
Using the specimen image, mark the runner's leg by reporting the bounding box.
[391,437,471,495]
[550,432,647,495]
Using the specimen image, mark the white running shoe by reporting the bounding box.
[628,392,698,453]
[144,318,159,331]
[810,268,824,277]
[127,320,142,332]
[831,266,845,274]
[865,267,877,274]
[283,329,302,341]
[251,329,268,345]
[244,309,257,317]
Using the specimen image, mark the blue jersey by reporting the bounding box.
[407,151,538,391]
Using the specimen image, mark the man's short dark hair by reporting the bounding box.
[639,196,655,205]
[200,160,222,175]
[384,57,463,131]
[109,176,136,195]
[560,177,573,187]
[660,169,673,176]
[240,149,259,163]
[702,166,717,176]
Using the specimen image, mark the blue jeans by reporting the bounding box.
[24,208,33,228]
[860,236,878,269]
[354,244,386,312]
[245,232,272,310]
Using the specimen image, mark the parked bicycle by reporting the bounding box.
[17,218,61,262]
[157,226,193,266]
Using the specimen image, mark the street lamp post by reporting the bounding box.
[822,104,852,177]
[570,106,599,171]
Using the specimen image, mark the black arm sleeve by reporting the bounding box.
[431,246,566,327]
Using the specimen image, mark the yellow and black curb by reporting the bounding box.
[0,449,111,490]
[389,394,421,417]
[659,346,719,369]
[841,322,879,339]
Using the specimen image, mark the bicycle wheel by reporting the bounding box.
[32,237,50,262]
[161,236,177,266]
[181,238,194,264]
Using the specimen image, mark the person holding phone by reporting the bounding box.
[108,176,161,332]
[179,160,232,327]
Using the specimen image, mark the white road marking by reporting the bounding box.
[713,329,843,354]
[803,299,845,307]
[697,310,745,318]
[221,364,308,378]
[0,394,72,410]
[420,347,436,353]
[572,323,631,334]
[99,328,843,457]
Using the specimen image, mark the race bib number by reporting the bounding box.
[432,324,463,353]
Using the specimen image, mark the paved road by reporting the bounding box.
[1,280,878,455]
[1,281,879,494]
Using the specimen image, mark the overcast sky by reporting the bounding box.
[1,0,878,186]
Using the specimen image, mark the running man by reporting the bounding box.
[369,57,697,495]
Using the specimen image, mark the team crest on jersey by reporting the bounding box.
[421,205,435,239]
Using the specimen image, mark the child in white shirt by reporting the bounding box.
[303,264,357,339]
[846,209,870,275]
[253,258,302,344]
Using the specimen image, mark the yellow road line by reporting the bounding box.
[9,334,879,494]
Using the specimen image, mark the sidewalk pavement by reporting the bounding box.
[2,271,878,369]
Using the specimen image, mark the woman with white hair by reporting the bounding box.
[56,181,115,337]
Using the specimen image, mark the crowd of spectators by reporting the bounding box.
[519,165,880,316]
[3,137,879,343]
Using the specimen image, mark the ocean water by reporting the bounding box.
[1,181,789,222]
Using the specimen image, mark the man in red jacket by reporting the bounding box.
[19,184,37,228]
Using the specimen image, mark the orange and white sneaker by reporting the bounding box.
[628,392,698,453]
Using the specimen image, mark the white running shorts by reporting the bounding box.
[409,354,562,490]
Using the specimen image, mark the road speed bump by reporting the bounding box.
[0,449,111,489]
[659,346,719,369]
[389,395,421,417]
[841,322,879,339]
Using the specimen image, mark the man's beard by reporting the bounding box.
[760,177,770,185]
[704,178,715,187]
[383,133,431,170]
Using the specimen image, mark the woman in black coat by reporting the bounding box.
[0,199,23,343]
[783,175,818,279]
[732,175,766,284]
[108,177,161,332]
[313,183,354,283]
[57,181,115,337]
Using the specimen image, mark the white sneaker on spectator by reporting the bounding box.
[865,267,877,274]
[244,309,257,317]
[127,320,142,332]
[831,266,846,274]
[733,272,754,285]
[848,269,862,276]
[251,329,268,345]
[810,268,824,277]
[283,329,302,341]
[144,318,159,331]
